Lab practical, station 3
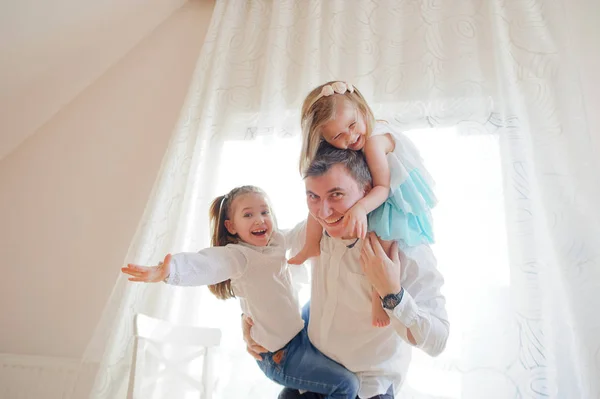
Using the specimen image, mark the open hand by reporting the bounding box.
[343,203,368,239]
[360,233,402,297]
[121,254,172,283]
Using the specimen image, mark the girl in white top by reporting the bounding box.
[288,81,437,328]
[121,185,359,398]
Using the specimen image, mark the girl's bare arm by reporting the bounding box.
[358,133,396,213]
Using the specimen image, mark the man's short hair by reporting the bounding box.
[303,141,373,191]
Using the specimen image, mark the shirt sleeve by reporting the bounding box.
[281,221,307,252]
[165,246,248,287]
[388,244,449,357]
[281,221,310,285]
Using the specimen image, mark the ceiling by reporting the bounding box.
[0,0,189,160]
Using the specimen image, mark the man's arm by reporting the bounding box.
[241,314,268,360]
[360,233,449,357]
[389,244,449,356]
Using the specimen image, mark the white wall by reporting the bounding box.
[0,0,214,358]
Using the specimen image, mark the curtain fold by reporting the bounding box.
[73,1,600,398]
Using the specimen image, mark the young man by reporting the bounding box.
[244,143,449,398]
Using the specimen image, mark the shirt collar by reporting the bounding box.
[324,231,360,248]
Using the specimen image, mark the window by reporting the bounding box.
[195,125,510,398]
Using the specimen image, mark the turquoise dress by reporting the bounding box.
[367,122,437,246]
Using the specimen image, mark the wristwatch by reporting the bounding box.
[381,287,404,310]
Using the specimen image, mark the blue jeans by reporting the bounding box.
[276,303,395,399]
[277,385,394,399]
[256,304,359,399]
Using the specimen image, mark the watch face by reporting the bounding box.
[383,295,400,309]
[382,289,403,309]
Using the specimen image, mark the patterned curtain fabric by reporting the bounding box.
[74,1,600,398]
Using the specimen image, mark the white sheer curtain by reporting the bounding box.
[74,0,600,398]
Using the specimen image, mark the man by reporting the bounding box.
[244,143,449,398]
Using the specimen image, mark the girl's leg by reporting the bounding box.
[371,288,390,327]
[267,332,359,399]
[371,238,395,327]
[289,214,323,265]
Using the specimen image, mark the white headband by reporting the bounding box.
[312,81,355,106]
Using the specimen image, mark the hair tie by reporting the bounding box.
[219,194,229,213]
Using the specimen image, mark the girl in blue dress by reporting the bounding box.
[289,81,437,327]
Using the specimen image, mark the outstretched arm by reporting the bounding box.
[121,246,247,287]
[121,253,172,283]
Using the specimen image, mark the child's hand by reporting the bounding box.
[121,254,172,283]
[343,203,368,239]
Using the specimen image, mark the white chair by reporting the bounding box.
[127,313,222,399]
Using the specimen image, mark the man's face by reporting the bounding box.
[305,164,367,239]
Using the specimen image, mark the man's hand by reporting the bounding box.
[121,254,171,283]
[343,202,368,239]
[360,233,402,297]
[241,314,268,360]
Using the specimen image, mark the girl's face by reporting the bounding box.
[224,193,274,247]
[321,99,367,151]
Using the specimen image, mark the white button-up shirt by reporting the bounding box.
[287,222,449,398]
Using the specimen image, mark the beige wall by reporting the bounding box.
[0,0,214,358]
[0,0,190,160]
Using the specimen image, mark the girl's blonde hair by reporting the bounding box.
[207,185,271,300]
[299,81,375,174]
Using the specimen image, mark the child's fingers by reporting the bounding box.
[128,277,147,282]
[360,223,367,239]
[345,219,352,235]
[121,268,140,277]
[121,268,133,276]
[126,264,150,272]
[121,267,145,276]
